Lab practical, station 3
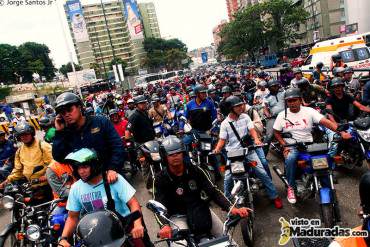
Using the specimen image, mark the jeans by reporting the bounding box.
[325,127,338,158]
[255,147,272,179]
[284,147,300,188]
[224,151,278,200]
[264,117,276,155]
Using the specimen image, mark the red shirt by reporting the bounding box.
[113,119,128,138]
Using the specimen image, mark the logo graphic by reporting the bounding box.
[278,217,291,245]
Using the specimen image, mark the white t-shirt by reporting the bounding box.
[273,106,324,143]
[254,89,269,101]
[219,113,254,151]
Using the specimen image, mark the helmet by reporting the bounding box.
[267,80,280,88]
[85,107,94,116]
[134,95,147,104]
[109,109,119,117]
[127,99,134,104]
[116,100,123,105]
[257,71,268,78]
[296,78,310,87]
[225,95,244,108]
[316,62,324,68]
[39,116,52,128]
[65,148,101,182]
[292,68,302,75]
[332,53,342,62]
[151,95,160,102]
[259,80,267,87]
[359,75,370,83]
[360,171,370,214]
[284,88,301,100]
[189,91,195,98]
[161,135,185,155]
[333,67,345,76]
[14,122,35,137]
[344,67,353,74]
[221,86,232,94]
[329,77,345,88]
[193,84,208,94]
[55,92,82,113]
[208,88,216,94]
[76,210,126,247]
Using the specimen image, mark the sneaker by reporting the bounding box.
[273,197,283,209]
[287,187,296,204]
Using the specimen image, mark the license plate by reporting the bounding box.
[154,127,161,133]
[312,157,329,170]
[201,142,212,151]
[230,161,245,174]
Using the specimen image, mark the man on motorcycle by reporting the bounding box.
[167,87,183,109]
[58,148,149,247]
[125,98,136,119]
[109,109,128,140]
[154,136,250,241]
[274,88,345,204]
[52,92,124,184]
[219,86,233,117]
[0,122,53,201]
[0,130,16,181]
[295,77,327,106]
[214,96,283,208]
[290,68,304,88]
[148,95,171,123]
[263,80,285,154]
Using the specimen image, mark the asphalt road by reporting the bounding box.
[0,151,367,247]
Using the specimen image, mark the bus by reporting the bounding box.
[134,71,178,87]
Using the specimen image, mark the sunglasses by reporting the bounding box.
[58,104,76,115]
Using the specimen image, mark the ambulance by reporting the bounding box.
[301,32,370,75]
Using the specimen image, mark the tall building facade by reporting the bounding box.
[344,0,370,34]
[65,0,146,76]
[138,2,161,38]
[294,0,346,45]
[212,20,228,49]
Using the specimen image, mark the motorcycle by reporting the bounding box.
[138,140,163,191]
[0,167,66,247]
[122,139,138,181]
[273,138,341,228]
[147,200,241,247]
[333,116,370,169]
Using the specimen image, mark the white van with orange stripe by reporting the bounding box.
[301,33,370,74]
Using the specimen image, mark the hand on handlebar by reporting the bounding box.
[0,179,8,189]
[230,207,252,218]
[158,225,172,239]
[58,239,71,247]
[38,176,47,183]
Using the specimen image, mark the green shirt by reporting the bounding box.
[44,128,56,143]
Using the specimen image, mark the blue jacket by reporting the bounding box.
[52,116,124,171]
[185,98,217,131]
[0,140,16,166]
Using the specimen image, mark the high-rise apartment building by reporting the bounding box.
[65,0,146,76]
[138,2,161,38]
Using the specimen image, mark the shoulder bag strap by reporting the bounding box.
[228,121,246,148]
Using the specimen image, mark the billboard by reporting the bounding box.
[123,0,144,40]
[66,0,89,43]
[67,69,97,87]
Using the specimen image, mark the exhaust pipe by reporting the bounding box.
[272,165,290,188]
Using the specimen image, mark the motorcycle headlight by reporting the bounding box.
[2,195,14,209]
[150,153,161,161]
[201,142,212,151]
[26,224,41,241]
[357,129,370,142]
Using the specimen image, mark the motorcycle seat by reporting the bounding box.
[305,143,328,153]
[353,117,370,130]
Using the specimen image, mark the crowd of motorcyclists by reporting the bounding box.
[0,57,370,247]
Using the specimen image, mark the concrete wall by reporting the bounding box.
[345,0,370,33]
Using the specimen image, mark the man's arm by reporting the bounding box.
[127,197,144,239]
[52,130,73,163]
[6,149,23,183]
[354,101,370,113]
[325,104,337,124]
[46,167,70,198]
[59,211,79,246]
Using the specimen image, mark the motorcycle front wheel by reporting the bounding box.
[240,216,254,247]
[321,203,335,228]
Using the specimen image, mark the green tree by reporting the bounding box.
[109,57,128,71]
[18,42,56,82]
[0,44,21,84]
[59,62,82,77]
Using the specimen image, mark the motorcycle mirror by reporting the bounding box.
[231,181,242,197]
[147,200,167,215]
[32,166,44,175]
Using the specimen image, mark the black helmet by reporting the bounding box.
[221,86,232,94]
[109,109,119,117]
[55,92,82,113]
[296,78,310,87]
[257,71,268,78]
[292,68,302,75]
[39,116,52,128]
[161,135,185,155]
[360,171,370,214]
[332,53,342,62]
[151,95,160,102]
[267,79,280,88]
[76,210,126,247]
[193,84,208,94]
[208,88,216,94]
[14,122,35,137]
[316,62,324,68]
[359,75,370,83]
[225,95,244,109]
[85,107,94,116]
[65,148,101,182]
[343,67,353,74]
[329,77,345,88]
[284,88,301,100]
[134,95,147,104]
[333,67,345,76]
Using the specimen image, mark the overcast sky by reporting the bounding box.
[0,0,228,68]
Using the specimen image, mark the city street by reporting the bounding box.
[0,152,365,247]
